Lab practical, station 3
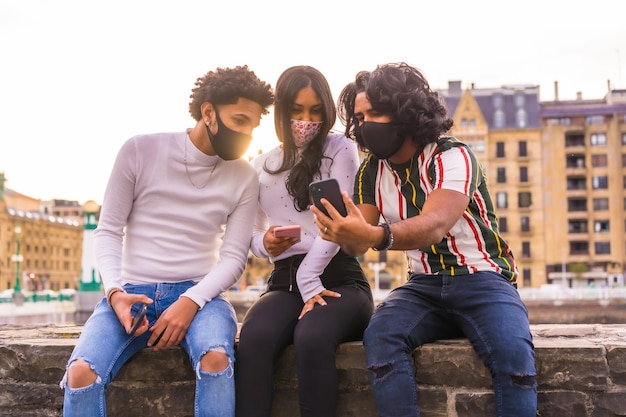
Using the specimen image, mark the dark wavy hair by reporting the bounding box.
[188,65,274,121]
[338,62,453,151]
[266,65,336,212]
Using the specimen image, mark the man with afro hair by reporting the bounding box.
[61,65,273,417]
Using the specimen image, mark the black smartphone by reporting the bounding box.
[129,303,148,335]
[309,178,348,217]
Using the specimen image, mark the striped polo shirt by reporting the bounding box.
[354,136,518,284]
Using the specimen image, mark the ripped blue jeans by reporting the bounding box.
[60,281,237,417]
[363,272,537,417]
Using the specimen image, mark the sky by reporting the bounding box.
[1,0,625,205]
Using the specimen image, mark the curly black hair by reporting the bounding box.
[188,65,274,121]
[265,66,336,212]
[338,62,453,152]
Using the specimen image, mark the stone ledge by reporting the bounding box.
[1,324,625,417]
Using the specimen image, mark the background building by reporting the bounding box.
[540,84,626,287]
[0,173,82,292]
[439,81,626,289]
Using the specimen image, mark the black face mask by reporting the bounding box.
[206,111,253,160]
[359,121,404,160]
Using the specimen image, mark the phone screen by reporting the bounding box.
[309,179,347,217]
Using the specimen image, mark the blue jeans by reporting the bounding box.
[60,281,238,417]
[363,272,537,417]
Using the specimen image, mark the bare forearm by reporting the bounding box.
[387,215,448,251]
[385,189,470,251]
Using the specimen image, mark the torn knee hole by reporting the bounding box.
[511,373,536,388]
[67,359,98,389]
[369,363,393,379]
[200,347,229,372]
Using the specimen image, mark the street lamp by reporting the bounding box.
[11,223,24,306]
[367,262,386,293]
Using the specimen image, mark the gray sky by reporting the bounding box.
[1,0,625,204]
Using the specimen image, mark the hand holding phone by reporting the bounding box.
[129,303,148,335]
[309,178,347,217]
[273,225,301,239]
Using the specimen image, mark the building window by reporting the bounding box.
[566,154,586,168]
[622,154,626,167]
[567,176,586,190]
[591,154,608,167]
[518,192,532,208]
[494,109,505,128]
[568,198,587,211]
[592,176,608,189]
[594,220,610,233]
[496,142,505,158]
[595,242,611,255]
[519,141,527,157]
[493,93,504,108]
[593,198,609,211]
[547,117,571,125]
[521,216,530,232]
[586,115,605,124]
[497,167,506,183]
[474,140,485,153]
[496,192,508,209]
[499,217,508,233]
[519,166,528,182]
[622,133,626,145]
[590,133,607,146]
[570,241,589,255]
[568,219,588,233]
[523,268,531,287]
[521,241,531,258]
[565,133,585,147]
[516,109,527,128]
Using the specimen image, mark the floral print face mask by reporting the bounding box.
[291,119,323,148]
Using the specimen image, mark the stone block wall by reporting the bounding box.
[1,324,625,416]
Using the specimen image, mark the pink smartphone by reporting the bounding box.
[273,225,301,239]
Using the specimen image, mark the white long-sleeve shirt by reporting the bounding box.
[94,131,259,308]
[249,132,360,301]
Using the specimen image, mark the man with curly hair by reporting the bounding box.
[60,65,274,417]
[312,62,537,417]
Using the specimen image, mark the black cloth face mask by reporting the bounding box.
[359,121,404,160]
[206,110,253,160]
